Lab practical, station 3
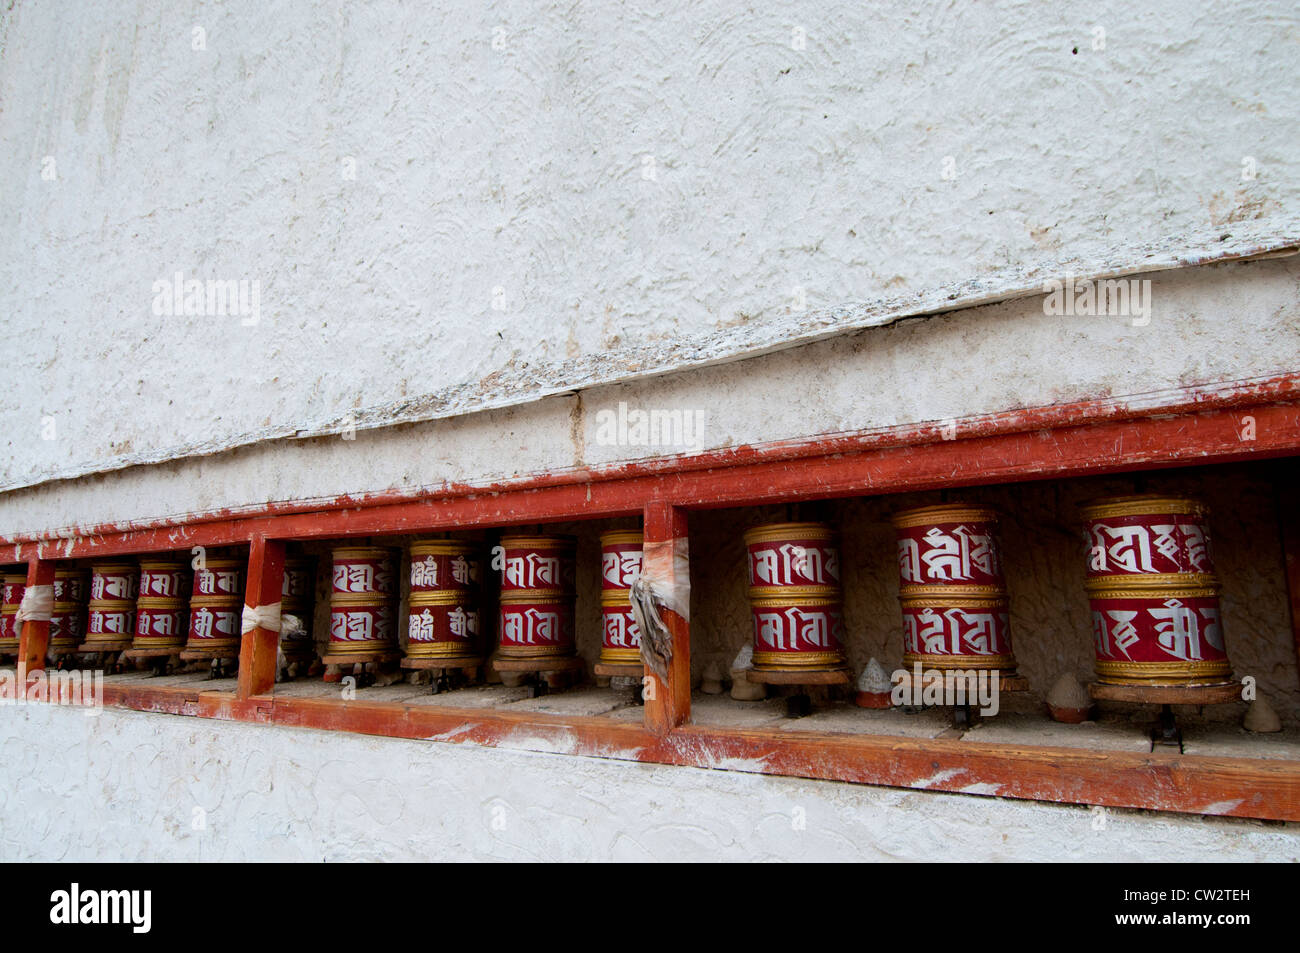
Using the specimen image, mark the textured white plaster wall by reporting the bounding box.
[2,256,1297,540]
[1,704,1296,862]
[2,1,1297,490]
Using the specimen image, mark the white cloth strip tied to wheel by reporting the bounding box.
[630,538,690,683]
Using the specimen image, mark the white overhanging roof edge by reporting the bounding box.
[5,226,1299,496]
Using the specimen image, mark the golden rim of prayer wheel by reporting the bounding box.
[1084,582,1220,601]
[751,650,845,669]
[747,584,842,601]
[890,503,1000,528]
[599,591,636,607]
[898,583,1007,599]
[498,591,574,604]
[135,596,189,609]
[1083,573,1219,593]
[331,547,396,560]
[1078,495,1208,520]
[86,599,134,610]
[1094,659,1232,685]
[598,648,642,664]
[409,591,479,606]
[188,596,243,609]
[405,643,477,658]
[329,593,394,606]
[409,540,479,556]
[902,652,1016,670]
[742,522,837,545]
[747,594,842,609]
[495,645,575,658]
[88,563,135,573]
[598,530,644,546]
[898,594,1007,610]
[497,535,576,549]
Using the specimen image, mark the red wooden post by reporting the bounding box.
[642,502,691,734]
[237,536,285,699]
[17,556,55,678]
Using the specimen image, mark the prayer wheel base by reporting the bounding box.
[121,646,184,676]
[320,650,402,666]
[180,645,241,661]
[78,639,133,653]
[493,655,584,692]
[745,666,851,686]
[593,661,644,678]
[400,655,483,671]
[1088,680,1242,706]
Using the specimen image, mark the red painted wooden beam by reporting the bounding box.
[4,374,1299,563]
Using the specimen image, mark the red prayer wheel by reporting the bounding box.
[280,557,316,656]
[185,558,244,655]
[499,535,576,595]
[134,598,189,650]
[744,523,846,670]
[1082,495,1215,585]
[49,567,89,654]
[407,591,482,659]
[409,539,482,594]
[0,572,25,654]
[131,559,190,652]
[406,540,481,661]
[892,505,1017,672]
[1081,495,1232,686]
[497,593,576,659]
[84,562,139,649]
[600,531,643,591]
[328,547,398,656]
[599,531,643,665]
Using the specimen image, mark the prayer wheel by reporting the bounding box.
[599,531,643,665]
[743,522,846,671]
[496,535,577,660]
[0,572,25,654]
[407,540,482,660]
[49,567,89,654]
[328,547,398,656]
[280,557,316,658]
[184,557,244,656]
[1081,495,1232,686]
[892,504,1017,672]
[132,559,191,651]
[499,535,576,595]
[497,593,576,659]
[84,562,139,650]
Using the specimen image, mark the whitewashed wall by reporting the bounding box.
[2,0,1298,493]
[1,704,1295,862]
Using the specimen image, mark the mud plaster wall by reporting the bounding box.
[2,1,1299,491]
[1,703,1297,862]
[689,462,1300,726]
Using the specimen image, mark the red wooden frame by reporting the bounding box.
[6,373,1300,822]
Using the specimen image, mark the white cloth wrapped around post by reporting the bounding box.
[15,584,54,624]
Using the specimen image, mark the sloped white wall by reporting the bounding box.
[2,0,1297,491]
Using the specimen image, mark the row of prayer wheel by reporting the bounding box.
[743,493,1233,687]
[325,533,644,665]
